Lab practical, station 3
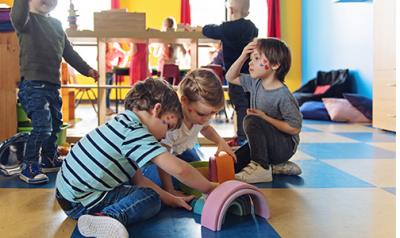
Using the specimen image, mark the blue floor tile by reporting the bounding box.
[255,160,373,189]
[299,143,395,159]
[334,132,396,142]
[383,187,396,195]
[301,126,321,132]
[0,173,57,189]
[71,208,280,238]
[303,120,344,125]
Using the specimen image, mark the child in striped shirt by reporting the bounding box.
[55,78,216,238]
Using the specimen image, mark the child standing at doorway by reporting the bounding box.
[11,0,98,184]
[226,38,302,183]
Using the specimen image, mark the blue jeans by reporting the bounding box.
[142,145,203,187]
[106,72,114,108]
[60,185,161,226]
[18,80,62,164]
[176,145,204,163]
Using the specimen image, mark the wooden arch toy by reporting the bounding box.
[201,180,270,231]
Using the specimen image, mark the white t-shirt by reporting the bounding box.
[161,123,207,155]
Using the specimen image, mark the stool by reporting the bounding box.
[161,64,180,85]
[74,88,97,113]
[113,67,130,113]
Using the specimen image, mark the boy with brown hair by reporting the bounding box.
[56,78,216,238]
[226,38,302,183]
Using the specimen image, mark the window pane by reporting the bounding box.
[52,0,111,30]
[248,0,268,37]
[190,0,226,26]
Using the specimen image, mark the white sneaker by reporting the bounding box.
[235,160,272,183]
[272,161,302,175]
[78,215,129,238]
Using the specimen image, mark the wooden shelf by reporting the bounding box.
[0,32,19,141]
[66,29,217,125]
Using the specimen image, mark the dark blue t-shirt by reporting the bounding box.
[203,18,258,73]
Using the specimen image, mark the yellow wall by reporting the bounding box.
[120,0,180,30]
[2,0,13,6]
[280,0,302,92]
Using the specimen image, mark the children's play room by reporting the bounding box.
[0,0,396,237]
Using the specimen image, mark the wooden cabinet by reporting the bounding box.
[373,0,396,131]
[0,32,19,141]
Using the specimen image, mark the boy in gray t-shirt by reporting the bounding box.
[226,38,303,183]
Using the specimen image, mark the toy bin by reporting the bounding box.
[17,103,31,127]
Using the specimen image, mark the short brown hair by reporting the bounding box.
[256,38,291,82]
[164,17,175,30]
[178,69,224,108]
[125,78,183,124]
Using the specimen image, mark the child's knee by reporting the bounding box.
[243,115,262,130]
[138,187,162,217]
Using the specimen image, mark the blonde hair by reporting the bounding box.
[178,69,224,109]
[229,0,250,17]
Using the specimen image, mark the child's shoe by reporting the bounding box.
[78,214,128,238]
[235,160,272,183]
[19,162,49,184]
[41,153,64,173]
[272,161,302,175]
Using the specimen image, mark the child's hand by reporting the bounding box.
[166,188,187,197]
[240,41,257,59]
[247,108,267,120]
[215,141,237,162]
[88,69,99,82]
[164,194,195,211]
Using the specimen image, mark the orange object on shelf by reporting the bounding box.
[61,62,75,122]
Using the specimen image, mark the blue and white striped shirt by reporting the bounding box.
[56,110,166,209]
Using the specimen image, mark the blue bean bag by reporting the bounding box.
[300,101,331,121]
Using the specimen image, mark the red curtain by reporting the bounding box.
[110,0,148,84]
[180,0,191,24]
[111,0,120,9]
[267,0,280,38]
[130,44,149,85]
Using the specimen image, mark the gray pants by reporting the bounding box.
[234,115,296,172]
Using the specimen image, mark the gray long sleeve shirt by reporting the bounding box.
[10,0,92,85]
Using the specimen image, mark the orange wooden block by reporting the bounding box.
[209,153,235,183]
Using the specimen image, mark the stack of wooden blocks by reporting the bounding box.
[94,10,146,34]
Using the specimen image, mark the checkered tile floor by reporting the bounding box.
[0,120,396,238]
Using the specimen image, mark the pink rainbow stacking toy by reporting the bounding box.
[201,180,270,231]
